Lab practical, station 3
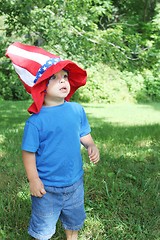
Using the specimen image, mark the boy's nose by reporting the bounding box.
[59,77,65,83]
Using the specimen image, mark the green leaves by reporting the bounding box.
[0,0,159,102]
[1,0,159,69]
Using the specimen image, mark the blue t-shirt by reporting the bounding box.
[22,102,91,187]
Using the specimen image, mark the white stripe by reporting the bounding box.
[13,64,35,87]
[8,45,50,65]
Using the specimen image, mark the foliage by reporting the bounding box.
[0,101,160,239]
[72,63,159,104]
[142,69,160,102]
[0,0,159,67]
[0,59,30,100]
[0,0,160,102]
[73,63,130,103]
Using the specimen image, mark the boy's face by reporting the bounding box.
[45,70,71,101]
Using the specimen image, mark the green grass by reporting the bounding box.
[0,100,160,240]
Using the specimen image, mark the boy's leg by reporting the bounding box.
[65,230,78,240]
[60,178,85,240]
[29,189,62,240]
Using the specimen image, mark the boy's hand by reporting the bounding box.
[80,134,100,164]
[88,144,100,164]
[29,177,46,198]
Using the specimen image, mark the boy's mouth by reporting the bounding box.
[60,87,67,92]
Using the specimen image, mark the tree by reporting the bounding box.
[0,0,141,67]
[0,0,159,101]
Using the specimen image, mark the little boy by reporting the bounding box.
[6,42,99,240]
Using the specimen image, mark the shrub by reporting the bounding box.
[122,71,147,103]
[1,61,159,104]
[142,69,160,102]
[73,63,137,103]
[72,63,160,104]
[0,63,30,101]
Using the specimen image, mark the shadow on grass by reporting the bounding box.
[83,116,160,240]
[0,101,160,239]
[0,100,30,129]
[139,102,160,112]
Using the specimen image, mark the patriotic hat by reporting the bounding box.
[5,42,87,113]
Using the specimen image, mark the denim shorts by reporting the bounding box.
[28,177,86,240]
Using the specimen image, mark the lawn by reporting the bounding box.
[0,100,160,240]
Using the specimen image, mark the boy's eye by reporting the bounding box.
[64,74,68,79]
[49,73,68,81]
[50,75,56,80]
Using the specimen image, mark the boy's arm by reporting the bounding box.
[80,133,100,164]
[22,150,46,197]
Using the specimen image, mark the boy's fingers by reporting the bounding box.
[40,188,46,195]
[89,151,99,159]
[90,153,100,163]
[30,188,46,197]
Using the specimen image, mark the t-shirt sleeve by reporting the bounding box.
[21,121,40,152]
[80,106,91,137]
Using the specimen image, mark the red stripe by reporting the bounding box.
[6,52,41,75]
